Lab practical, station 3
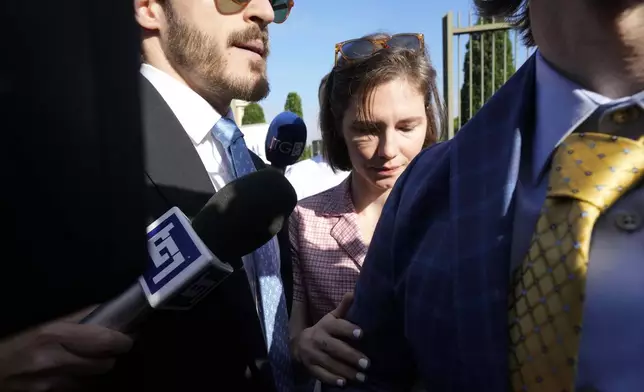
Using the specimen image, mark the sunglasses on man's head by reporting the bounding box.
[334,33,425,66]
[215,0,294,24]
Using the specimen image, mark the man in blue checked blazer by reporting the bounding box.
[323,0,644,391]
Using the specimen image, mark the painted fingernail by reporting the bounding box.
[353,329,362,339]
[356,372,366,382]
[336,379,346,387]
[358,358,370,370]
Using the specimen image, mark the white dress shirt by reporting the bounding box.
[285,155,350,200]
[141,63,234,191]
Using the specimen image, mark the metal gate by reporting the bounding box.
[442,11,535,139]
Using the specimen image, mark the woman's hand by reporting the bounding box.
[291,293,370,387]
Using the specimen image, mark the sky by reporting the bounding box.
[258,0,534,143]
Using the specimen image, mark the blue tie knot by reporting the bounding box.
[211,116,255,179]
[212,117,243,148]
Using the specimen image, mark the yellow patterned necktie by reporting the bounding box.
[509,132,644,392]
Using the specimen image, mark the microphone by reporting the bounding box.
[80,169,297,332]
[264,111,307,172]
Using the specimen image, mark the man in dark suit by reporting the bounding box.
[324,0,644,391]
[103,0,296,391]
[1,0,297,389]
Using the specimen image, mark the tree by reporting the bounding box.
[297,145,312,162]
[242,103,266,125]
[451,117,460,139]
[283,92,303,118]
[459,17,516,126]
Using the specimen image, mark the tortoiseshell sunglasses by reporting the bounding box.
[334,33,425,66]
[215,0,294,24]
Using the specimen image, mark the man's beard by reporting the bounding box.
[162,6,270,104]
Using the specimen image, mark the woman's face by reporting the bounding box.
[341,78,428,191]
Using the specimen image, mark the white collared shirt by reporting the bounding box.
[141,63,234,191]
[285,155,350,200]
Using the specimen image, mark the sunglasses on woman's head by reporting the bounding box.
[215,0,294,24]
[334,33,425,66]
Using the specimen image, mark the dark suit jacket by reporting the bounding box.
[324,55,538,392]
[0,1,146,338]
[103,77,293,392]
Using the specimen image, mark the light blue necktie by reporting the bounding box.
[212,117,293,392]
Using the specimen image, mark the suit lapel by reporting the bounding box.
[324,178,368,268]
[451,54,537,389]
[140,76,214,220]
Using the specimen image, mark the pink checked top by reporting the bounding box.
[289,176,368,324]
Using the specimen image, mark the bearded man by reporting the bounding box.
[123,1,295,391]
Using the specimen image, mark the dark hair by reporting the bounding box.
[320,33,445,172]
[318,73,330,106]
[473,0,534,47]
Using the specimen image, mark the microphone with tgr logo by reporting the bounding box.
[264,111,307,172]
[80,169,297,332]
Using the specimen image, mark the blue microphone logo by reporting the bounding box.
[267,136,304,157]
[140,207,212,308]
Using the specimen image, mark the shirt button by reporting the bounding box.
[614,210,642,232]
[610,106,640,125]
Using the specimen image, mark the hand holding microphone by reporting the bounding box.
[265,111,308,173]
[0,307,132,392]
[0,170,296,392]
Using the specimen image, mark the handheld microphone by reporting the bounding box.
[81,169,297,332]
[264,111,308,172]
